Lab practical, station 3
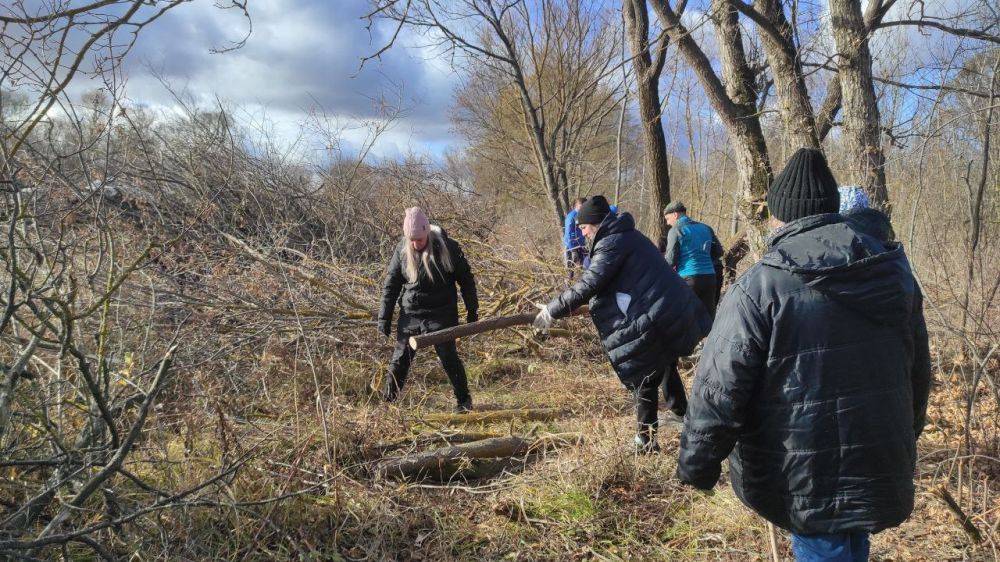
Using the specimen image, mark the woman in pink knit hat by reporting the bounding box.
[377,207,479,412]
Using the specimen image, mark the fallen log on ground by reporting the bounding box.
[421,407,567,426]
[378,433,584,481]
[367,431,500,457]
[408,307,589,350]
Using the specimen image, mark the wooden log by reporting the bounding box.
[367,432,500,457]
[421,407,567,426]
[409,307,589,350]
[378,433,584,481]
[409,312,534,349]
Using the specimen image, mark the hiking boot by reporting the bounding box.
[454,398,473,414]
[634,433,660,454]
[373,381,397,403]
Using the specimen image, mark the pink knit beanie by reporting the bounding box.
[403,207,431,240]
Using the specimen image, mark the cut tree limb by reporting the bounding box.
[934,486,984,543]
[421,407,568,426]
[409,307,589,350]
[367,432,500,458]
[378,433,584,481]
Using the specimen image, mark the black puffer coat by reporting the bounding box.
[677,213,932,535]
[547,212,711,387]
[378,227,478,337]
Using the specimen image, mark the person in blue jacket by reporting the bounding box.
[663,201,723,317]
[563,198,588,277]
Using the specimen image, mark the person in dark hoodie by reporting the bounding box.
[378,207,479,412]
[534,196,711,453]
[676,149,932,561]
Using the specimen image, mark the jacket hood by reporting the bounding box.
[761,214,914,325]
[595,211,635,239]
[588,211,633,254]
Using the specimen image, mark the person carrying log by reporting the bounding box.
[377,207,478,413]
[676,148,932,561]
[533,196,711,453]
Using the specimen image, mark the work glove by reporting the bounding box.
[466,310,479,324]
[532,303,554,333]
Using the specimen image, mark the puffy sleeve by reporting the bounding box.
[677,281,769,489]
[547,237,626,318]
[378,244,404,332]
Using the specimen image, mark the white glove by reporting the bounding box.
[533,303,554,333]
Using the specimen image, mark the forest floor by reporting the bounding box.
[160,328,998,561]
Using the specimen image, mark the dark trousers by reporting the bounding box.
[631,362,687,436]
[713,262,724,305]
[684,274,718,318]
[386,339,471,404]
[663,360,688,416]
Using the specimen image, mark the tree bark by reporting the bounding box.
[816,0,895,141]
[410,313,536,349]
[829,0,889,210]
[741,0,819,149]
[624,0,671,246]
[710,0,773,248]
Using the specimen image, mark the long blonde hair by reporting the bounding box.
[403,227,453,283]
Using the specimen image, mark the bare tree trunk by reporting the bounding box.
[816,0,897,142]
[711,0,773,248]
[740,0,819,149]
[829,0,889,209]
[649,0,773,253]
[624,0,671,247]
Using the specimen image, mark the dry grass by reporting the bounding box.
[122,327,998,561]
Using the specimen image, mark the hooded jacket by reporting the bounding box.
[547,212,711,387]
[378,226,478,336]
[677,213,932,535]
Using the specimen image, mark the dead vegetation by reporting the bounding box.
[1,1,999,560]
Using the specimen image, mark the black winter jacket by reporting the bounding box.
[378,228,478,337]
[677,213,932,535]
[547,212,711,387]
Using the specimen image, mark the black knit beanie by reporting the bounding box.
[766,148,840,222]
[576,195,611,225]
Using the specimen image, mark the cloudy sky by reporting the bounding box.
[20,0,979,163]
[110,0,461,159]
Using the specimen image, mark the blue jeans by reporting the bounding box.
[791,532,870,562]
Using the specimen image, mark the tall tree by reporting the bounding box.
[729,0,819,150]
[623,0,671,246]
[649,0,773,252]
[366,0,624,233]
[829,0,889,208]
